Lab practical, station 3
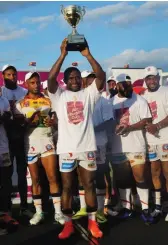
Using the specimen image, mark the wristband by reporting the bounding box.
[156,123,162,131]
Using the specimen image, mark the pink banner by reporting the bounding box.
[0,71,65,89]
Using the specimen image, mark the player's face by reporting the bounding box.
[117,81,133,98]
[67,70,82,92]
[145,75,160,92]
[27,76,41,94]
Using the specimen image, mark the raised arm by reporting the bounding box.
[48,39,68,94]
[80,44,106,91]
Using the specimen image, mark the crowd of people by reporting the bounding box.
[0,38,168,239]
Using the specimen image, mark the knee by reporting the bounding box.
[47,174,56,185]
[83,178,95,192]
[62,183,72,195]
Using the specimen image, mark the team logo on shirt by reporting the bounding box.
[46,144,53,151]
[31,146,35,152]
[148,101,158,120]
[23,100,30,107]
[87,152,95,161]
[162,144,168,152]
[66,100,84,124]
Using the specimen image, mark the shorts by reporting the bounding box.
[0,152,11,167]
[111,152,146,167]
[26,137,56,165]
[96,145,106,164]
[147,144,168,162]
[59,151,97,173]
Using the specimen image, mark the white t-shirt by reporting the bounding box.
[1,86,27,102]
[111,92,151,153]
[143,86,168,145]
[93,92,113,146]
[48,80,101,154]
[0,96,10,154]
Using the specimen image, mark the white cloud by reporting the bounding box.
[22,14,56,30]
[103,48,168,70]
[85,2,136,21]
[0,19,29,41]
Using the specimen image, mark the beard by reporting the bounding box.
[109,88,118,97]
[4,79,17,90]
[119,88,133,98]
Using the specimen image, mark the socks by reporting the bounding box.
[96,189,106,211]
[88,212,96,221]
[154,189,161,206]
[33,195,42,214]
[79,187,86,209]
[119,188,131,209]
[51,193,61,213]
[136,187,149,210]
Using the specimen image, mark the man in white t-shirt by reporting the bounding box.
[143,66,168,221]
[1,64,29,217]
[47,38,105,239]
[110,73,154,224]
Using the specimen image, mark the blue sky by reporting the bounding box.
[1,1,168,73]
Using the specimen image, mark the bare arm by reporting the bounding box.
[48,39,68,94]
[80,46,106,91]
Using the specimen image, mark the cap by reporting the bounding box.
[115,73,131,83]
[2,64,17,72]
[25,72,40,82]
[81,70,94,78]
[43,80,48,90]
[144,66,158,78]
[107,75,116,83]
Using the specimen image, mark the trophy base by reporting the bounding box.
[67,34,87,51]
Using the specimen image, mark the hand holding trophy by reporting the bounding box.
[61,5,88,51]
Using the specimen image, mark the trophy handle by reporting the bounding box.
[81,6,86,19]
[60,5,65,15]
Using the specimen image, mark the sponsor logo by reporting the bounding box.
[88,162,96,168]
[134,154,143,160]
[162,144,168,152]
[87,152,95,161]
[24,101,30,107]
[162,154,168,159]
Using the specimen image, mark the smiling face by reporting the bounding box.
[145,75,160,92]
[66,70,82,92]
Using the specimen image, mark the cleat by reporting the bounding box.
[29,212,44,225]
[58,221,74,239]
[88,220,103,238]
[141,209,154,225]
[72,207,87,220]
[96,210,107,223]
[54,212,65,225]
[117,208,133,219]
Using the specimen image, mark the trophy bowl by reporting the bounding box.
[61,5,87,51]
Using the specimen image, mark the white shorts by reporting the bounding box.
[111,152,146,167]
[0,152,11,167]
[96,145,106,165]
[147,144,168,162]
[59,151,97,172]
[25,137,56,165]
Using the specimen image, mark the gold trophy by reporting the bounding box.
[61,5,87,51]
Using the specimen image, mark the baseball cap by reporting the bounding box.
[144,66,158,78]
[43,80,48,89]
[2,64,17,72]
[25,72,40,82]
[115,73,131,84]
[81,70,95,78]
[107,75,116,83]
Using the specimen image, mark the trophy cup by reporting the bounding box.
[61,5,87,51]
